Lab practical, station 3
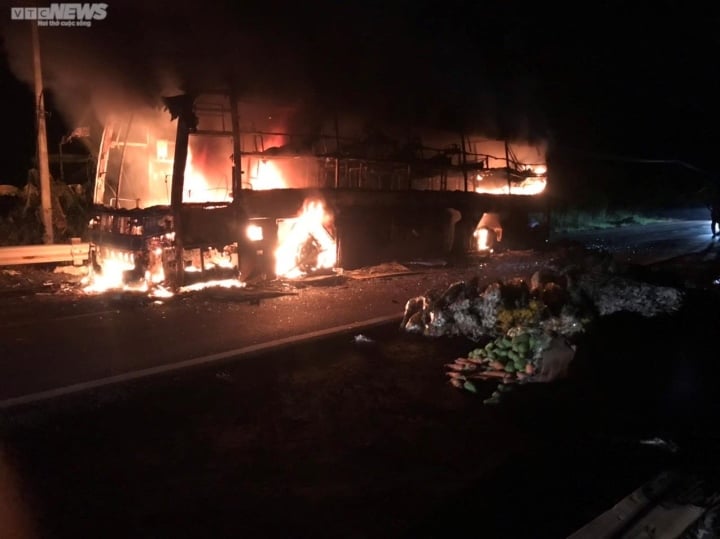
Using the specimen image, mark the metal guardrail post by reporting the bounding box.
[70,237,85,266]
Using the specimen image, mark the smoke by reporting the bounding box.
[2,12,179,132]
[0,3,310,132]
[1,2,547,152]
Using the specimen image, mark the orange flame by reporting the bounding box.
[82,249,165,295]
[475,228,490,251]
[475,175,547,195]
[275,200,336,278]
[473,213,501,252]
[183,145,232,203]
[250,160,285,190]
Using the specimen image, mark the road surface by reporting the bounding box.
[0,254,546,405]
[1,219,719,537]
[0,317,699,538]
[554,219,717,265]
[1,218,718,405]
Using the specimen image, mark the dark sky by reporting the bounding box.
[1,1,718,188]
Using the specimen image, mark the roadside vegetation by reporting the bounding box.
[549,207,670,233]
[0,173,89,246]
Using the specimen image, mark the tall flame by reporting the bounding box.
[275,200,336,278]
[475,228,490,251]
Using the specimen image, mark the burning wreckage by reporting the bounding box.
[400,251,685,403]
[85,92,549,292]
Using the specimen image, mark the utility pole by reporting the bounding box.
[31,20,54,244]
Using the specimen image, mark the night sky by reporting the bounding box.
[1,1,718,203]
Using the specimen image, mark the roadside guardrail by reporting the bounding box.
[0,238,89,267]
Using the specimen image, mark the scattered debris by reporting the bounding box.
[365,262,410,274]
[215,371,233,382]
[639,437,679,453]
[404,259,448,267]
[286,273,347,287]
[445,329,551,399]
[574,272,684,317]
[57,283,78,295]
[354,334,374,344]
[401,250,686,402]
[53,265,88,276]
[346,262,415,280]
[1,269,21,276]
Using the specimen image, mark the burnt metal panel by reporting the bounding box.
[179,204,239,247]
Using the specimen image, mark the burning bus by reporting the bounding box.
[86,91,548,291]
[87,94,242,292]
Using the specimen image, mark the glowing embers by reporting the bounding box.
[177,279,246,293]
[275,200,337,279]
[182,246,238,275]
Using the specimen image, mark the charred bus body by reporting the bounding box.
[87,92,549,290]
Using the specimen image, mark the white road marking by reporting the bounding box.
[0,313,403,409]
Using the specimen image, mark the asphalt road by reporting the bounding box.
[0,318,691,539]
[555,219,717,265]
[0,254,547,405]
[1,217,718,405]
[2,220,720,537]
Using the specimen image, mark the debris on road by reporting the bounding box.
[402,252,684,343]
[53,265,88,276]
[403,259,448,267]
[445,329,560,400]
[345,262,416,280]
[639,437,679,453]
[400,249,686,402]
[574,272,684,317]
[215,371,233,383]
[353,334,374,344]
